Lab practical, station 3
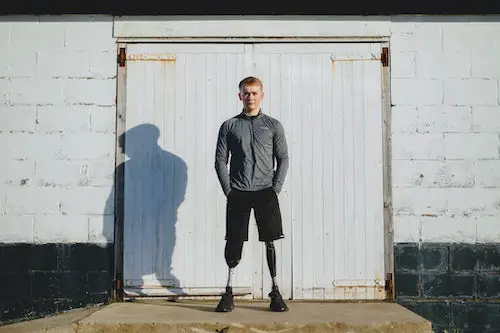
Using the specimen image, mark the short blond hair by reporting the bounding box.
[238,76,263,90]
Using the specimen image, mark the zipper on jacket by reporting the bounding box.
[250,117,257,182]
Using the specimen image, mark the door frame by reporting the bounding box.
[112,38,394,301]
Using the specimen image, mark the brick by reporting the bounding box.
[393,216,420,243]
[420,243,449,272]
[9,21,65,51]
[390,52,415,78]
[392,160,474,188]
[1,243,58,272]
[88,215,114,243]
[64,20,115,52]
[31,271,86,299]
[450,244,478,272]
[471,52,500,79]
[36,50,91,78]
[65,79,116,106]
[4,187,60,215]
[89,51,117,78]
[87,159,115,187]
[444,79,498,105]
[390,26,442,52]
[416,52,470,79]
[37,105,91,132]
[59,186,113,215]
[446,188,500,218]
[0,273,31,300]
[420,216,476,243]
[89,106,116,133]
[417,106,472,133]
[476,244,500,272]
[0,216,34,243]
[391,79,443,105]
[0,106,36,132]
[474,160,500,187]
[449,274,475,298]
[453,302,500,329]
[477,274,500,298]
[34,160,89,188]
[421,272,450,297]
[0,78,10,104]
[11,78,66,105]
[472,106,500,132]
[394,243,419,271]
[477,216,500,243]
[61,133,115,160]
[443,25,500,51]
[0,160,34,187]
[34,215,89,243]
[0,133,62,160]
[68,243,113,271]
[393,188,447,216]
[391,106,418,133]
[391,133,445,160]
[444,133,498,159]
[395,272,420,297]
[0,48,37,78]
[87,271,111,294]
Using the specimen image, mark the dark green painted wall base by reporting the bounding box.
[0,243,113,325]
[395,243,500,333]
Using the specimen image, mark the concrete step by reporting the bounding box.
[0,301,432,333]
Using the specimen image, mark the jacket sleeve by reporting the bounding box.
[214,122,232,196]
[272,121,289,194]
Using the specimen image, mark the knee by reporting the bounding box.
[227,259,240,268]
[265,241,275,251]
[225,240,244,268]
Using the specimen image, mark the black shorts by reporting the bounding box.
[225,187,284,242]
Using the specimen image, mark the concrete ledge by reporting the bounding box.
[73,301,432,333]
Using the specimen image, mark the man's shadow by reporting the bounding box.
[104,123,188,296]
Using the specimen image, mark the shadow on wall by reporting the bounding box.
[103,123,188,296]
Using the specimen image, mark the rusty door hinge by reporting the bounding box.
[117,48,126,67]
[385,272,394,298]
[381,47,389,67]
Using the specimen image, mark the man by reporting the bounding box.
[214,76,289,312]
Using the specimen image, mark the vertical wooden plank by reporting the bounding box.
[300,54,314,300]
[381,41,395,300]
[353,61,368,300]
[364,57,386,289]
[114,42,127,301]
[332,59,345,300]
[311,53,324,300]
[290,54,304,300]
[322,52,335,300]
[174,52,187,286]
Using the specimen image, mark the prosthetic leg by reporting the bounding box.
[215,240,244,312]
[265,241,288,312]
[215,240,288,312]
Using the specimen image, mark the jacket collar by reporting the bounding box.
[239,109,262,119]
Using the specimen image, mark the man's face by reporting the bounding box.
[238,84,264,113]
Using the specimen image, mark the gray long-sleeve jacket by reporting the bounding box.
[215,111,289,196]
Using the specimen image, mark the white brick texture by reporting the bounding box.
[2,15,499,246]
[390,18,500,244]
[1,16,116,244]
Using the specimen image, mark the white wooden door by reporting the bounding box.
[253,43,385,300]
[122,43,259,297]
[122,42,386,300]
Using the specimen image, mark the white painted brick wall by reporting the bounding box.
[1,15,499,246]
[0,15,116,244]
[391,17,500,244]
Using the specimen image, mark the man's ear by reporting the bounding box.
[238,92,243,101]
